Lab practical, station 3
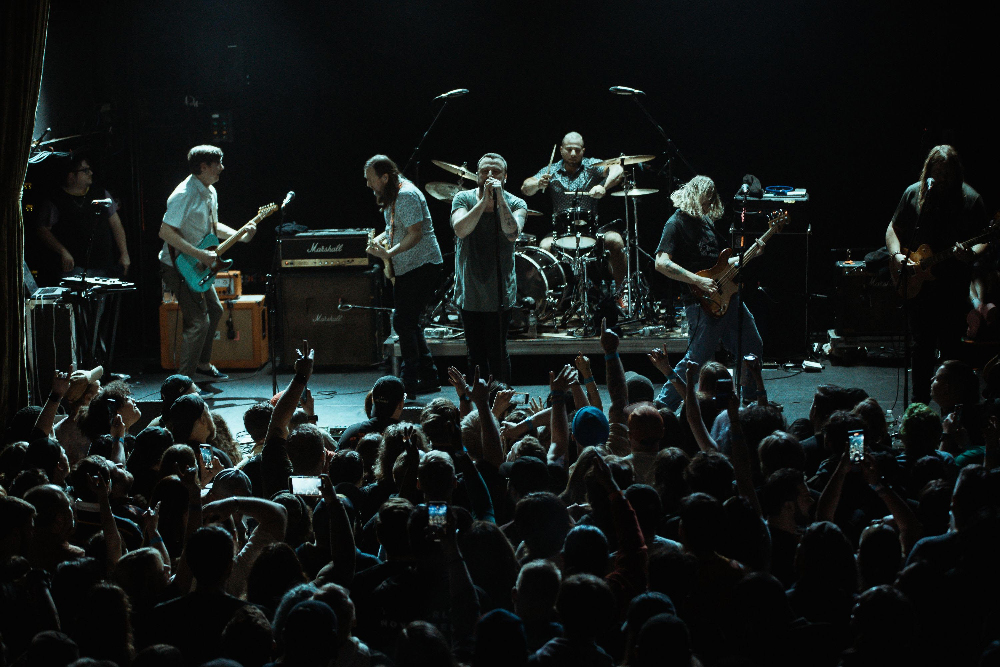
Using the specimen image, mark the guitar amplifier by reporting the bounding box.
[279,229,375,269]
[160,294,269,369]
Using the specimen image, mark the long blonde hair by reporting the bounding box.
[670,175,724,220]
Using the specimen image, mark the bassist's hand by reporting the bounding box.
[694,275,718,294]
[197,249,218,268]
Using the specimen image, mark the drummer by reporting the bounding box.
[521,131,627,293]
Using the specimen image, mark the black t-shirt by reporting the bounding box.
[891,182,986,253]
[656,210,723,304]
[338,417,397,450]
[40,188,118,271]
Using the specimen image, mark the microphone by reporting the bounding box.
[609,86,645,96]
[281,191,295,208]
[738,183,750,196]
[433,88,469,101]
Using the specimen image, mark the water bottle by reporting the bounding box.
[528,310,538,338]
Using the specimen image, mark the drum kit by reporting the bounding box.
[422,155,662,336]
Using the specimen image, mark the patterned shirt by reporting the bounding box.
[383,178,443,276]
[533,157,608,215]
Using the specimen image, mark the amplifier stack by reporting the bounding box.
[276,229,388,368]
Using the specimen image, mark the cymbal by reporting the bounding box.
[610,188,660,197]
[526,209,543,217]
[425,182,463,201]
[594,154,657,168]
[431,159,477,182]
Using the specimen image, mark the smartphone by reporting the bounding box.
[199,444,213,466]
[428,501,448,541]
[715,377,733,396]
[953,404,964,424]
[743,354,758,363]
[289,475,323,496]
[848,428,865,463]
[510,392,529,405]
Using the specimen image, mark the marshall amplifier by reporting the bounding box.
[278,267,387,367]
[279,229,374,269]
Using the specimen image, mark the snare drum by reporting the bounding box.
[515,232,537,247]
[515,246,572,321]
[553,206,597,253]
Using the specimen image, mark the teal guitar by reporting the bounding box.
[175,203,276,292]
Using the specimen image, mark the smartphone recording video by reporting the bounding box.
[848,429,864,463]
[428,501,448,541]
[289,475,323,496]
[199,444,213,466]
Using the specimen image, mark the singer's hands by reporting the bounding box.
[480,177,503,211]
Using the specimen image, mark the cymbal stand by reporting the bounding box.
[617,162,654,322]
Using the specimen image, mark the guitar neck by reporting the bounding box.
[215,216,260,256]
[730,222,780,277]
[920,229,996,269]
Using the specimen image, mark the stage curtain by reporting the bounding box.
[0,0,50,422]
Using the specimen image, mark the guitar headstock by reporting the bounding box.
[767,209,790,232]
[256,203,278,221]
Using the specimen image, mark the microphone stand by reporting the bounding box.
[733,189,749,403]
[623,94,697,183]
[493,186,508,383]
[403,98,453,185]
[268,203,291,395]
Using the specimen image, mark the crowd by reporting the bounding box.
[2,326,1000,667]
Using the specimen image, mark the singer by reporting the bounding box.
[886,145,987,403]
[451,153,527,382]
[364,154,445,397]
[653,175,763,409]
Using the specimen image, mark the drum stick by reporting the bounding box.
[542,144,557,192]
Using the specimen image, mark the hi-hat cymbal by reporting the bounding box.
[425,182,463,201]
[610,188,660,197]
[526,209,543,217]
[431,159,477,182]
[594,154,657,168]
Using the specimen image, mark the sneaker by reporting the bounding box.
[197,388,216,399]
[196,365,229,381]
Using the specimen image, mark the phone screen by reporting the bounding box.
[428,502,448,540]
[290,475,323,496]
[199,445,213,466]
[848,429,864,463]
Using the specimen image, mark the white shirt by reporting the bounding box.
[158,175,218,266]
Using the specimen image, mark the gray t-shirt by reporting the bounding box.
[451,188,527,312]
[383,179,443,276]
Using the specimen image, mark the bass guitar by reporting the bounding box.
[891,221,999,299]
[175,203,276,292]
[689,209,790,317]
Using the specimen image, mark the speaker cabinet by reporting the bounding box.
[160,294,269,370]
[278,268,387,368]
[26,293,79,403]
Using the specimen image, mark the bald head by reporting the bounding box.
[560,133,585,166]
[562,132,584,147]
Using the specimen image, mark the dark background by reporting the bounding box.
[28,0,999,366]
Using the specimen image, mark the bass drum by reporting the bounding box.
[515,246,573,322]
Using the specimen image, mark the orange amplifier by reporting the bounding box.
[214,270,242,299]
[160,294,268,370]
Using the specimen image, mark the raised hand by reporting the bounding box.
[301,386,315,415]
[294,340,315,380]
[648,346,674,377]
[549,364,574,392]
[526,397,545,415]
[110,414,126,440]
[448,366,470,397]
[50,368,72,398]
[468,366,490,405]
[574,352,592,377]
[590,453,619,493]
[493,388,515,416]
[599,317,619,354]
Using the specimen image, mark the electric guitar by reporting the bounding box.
[367,229,395,284]
[175,203,276,292]
[689,209,790,318]
[891,220,1000,299]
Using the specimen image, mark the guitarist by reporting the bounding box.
[158,145,257,384]
[886,144,987,404]
[652,175,763,410]
[364,154,444,397]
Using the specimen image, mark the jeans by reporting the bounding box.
[461,308,513,383]
[160,262,223,377]
[657,300,764,410]
[393,262,443,387]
